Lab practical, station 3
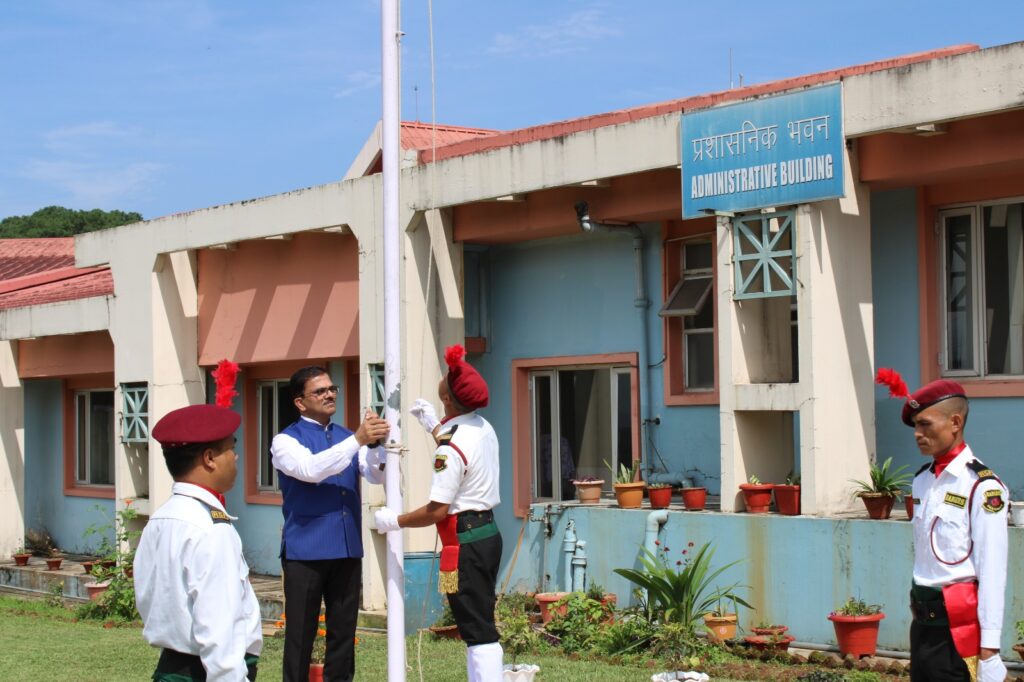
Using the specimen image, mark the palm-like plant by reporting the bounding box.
[614,542,751,630]
[849,457,912,498]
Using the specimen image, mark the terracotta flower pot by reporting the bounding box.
[751,625,788,637]
[1013,643,1024,661]
[703,612,738,642]
[534,592,568,624]
[572,480,604,505]
[648,487,673,509]
[100,559,116,569]
[680,487,707,511]
[86,581,110,601]
[828,612,885,657]
[81,561,97,575]
[859,493,896,520]
[45,558,63,571]
[613,482,646,509]
[739,483,774,513]
[744,634,796,653]
[904,495,915,520]
[12,553,31,567]
[308,662,324,682]
[428,624,462,640]
[774,485,801,516]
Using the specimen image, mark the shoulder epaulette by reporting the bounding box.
[915,462,931,476]
[209,508,232,524]
[966,459,998,482]
[437,424,459,445]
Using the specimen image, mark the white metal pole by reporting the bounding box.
[381,0,405,680]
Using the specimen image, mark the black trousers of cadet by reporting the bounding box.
[282,557,361,682]
[447,525,503,646]
[910,620,971,682]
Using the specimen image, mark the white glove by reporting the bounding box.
[374,507,401,534]
[410,398,440,433]
[364,445,385,470]
[979,654,1006,682]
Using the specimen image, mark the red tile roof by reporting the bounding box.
[400,121,497,151]
[0,238,113,311]
[419,44,979,164]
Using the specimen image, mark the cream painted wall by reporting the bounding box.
[0,341,25,555]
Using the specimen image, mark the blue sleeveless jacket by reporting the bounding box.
[278,418,363,560]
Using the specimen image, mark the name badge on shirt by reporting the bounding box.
[943,492,967,509]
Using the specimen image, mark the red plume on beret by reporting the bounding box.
[212,359,240,408]
[874,368,910,399]
[444,344,488,410]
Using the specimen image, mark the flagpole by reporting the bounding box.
[381,0,406,680]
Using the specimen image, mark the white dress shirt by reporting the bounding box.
[270,415,385,484]
[911,445,1009,649]
[429,412,500,514]
[134,482,262,681]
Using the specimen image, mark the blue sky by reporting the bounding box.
[2,1,1022,221]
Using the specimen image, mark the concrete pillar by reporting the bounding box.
[0,341,25,555]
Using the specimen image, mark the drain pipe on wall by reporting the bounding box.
[575,201,654,470]
[644,509,669,557]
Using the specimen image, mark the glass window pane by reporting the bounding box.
[661,276,712,317]
[984,203,1024,375]
[88,391,114,485]
[76,394,87,482]
[685,332,715,389]
[259,384,276,489]
[532,375,553,499]
[558,370,606,500]
[684,241,712,271]
[615,372,633,474]
[945,214,974,371]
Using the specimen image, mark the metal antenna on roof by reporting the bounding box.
[413,85,419,122]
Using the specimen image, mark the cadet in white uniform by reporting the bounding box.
[877,372,1008,682]
[375,345,504,682]
[135,403,262,682]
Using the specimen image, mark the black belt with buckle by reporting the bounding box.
[909,584,949,626]
[456,509,494,533]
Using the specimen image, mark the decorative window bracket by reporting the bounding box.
[733,211,795,300]
[121,383,149,443]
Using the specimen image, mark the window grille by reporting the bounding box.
[733,211,795,300]
[121,384,149,443]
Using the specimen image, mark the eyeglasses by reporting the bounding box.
[303,385,340,399]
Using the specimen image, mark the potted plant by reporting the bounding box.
[605,459,645,509]
[850,457,911,520]
[679,486,707,511]
[45,549,63,571]
[307,614,328,681]
[534,591,569,624]
[11,545,31,566]
[428,603,461,640]
[738,474,773,513]
[703,598,740,643]
[570,475,605,505]
[744,621,795,653]
[750,621,788,637]
[500,609,540,680]
[828,597,885,658]
[774,472,801,516]
[648,483,673,509]
[650,621,711,681]
[904,488,916,520]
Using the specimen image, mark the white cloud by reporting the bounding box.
[488,9,621,57]
[22,159,163,208]
[334,70,381,99]
[42,121,137,154]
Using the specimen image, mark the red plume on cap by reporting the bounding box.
[212,359,240,408]
[875,367,910,399]
[445,344,466,368]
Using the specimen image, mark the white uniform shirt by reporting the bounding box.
[429,412,500,514]
[134,483,262,681]
[911,445,1009,649]
[270,415,385,484]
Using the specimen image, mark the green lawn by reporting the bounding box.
[0,596,667,681]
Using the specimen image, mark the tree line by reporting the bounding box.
[0,206,142,238]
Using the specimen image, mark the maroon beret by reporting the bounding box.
[152,404,241,449]
[445,344,488,410]
[901,379,967,426]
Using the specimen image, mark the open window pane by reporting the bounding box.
[76,394,87,482]
[945,213,975,372]
[685,331,715,390]
[531,374,553,499]
[258,380,298,491]
[660,276,712,317]
[88,391,114,485]
[614,371,633,474]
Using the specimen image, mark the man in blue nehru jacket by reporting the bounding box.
[272,366,390,682]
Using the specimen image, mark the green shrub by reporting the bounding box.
[831,597,883,616]
[544,592,607,653]
[590,614,657,658]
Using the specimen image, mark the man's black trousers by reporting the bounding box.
[282,556,361,682]
[910,620,972,682]
[447,527,503,646]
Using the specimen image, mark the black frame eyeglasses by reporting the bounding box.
[303,385,340,399]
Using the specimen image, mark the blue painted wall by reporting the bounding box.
[870,189,1024,497]
[471,226,722,575]
[23,379,113,553]
[504,504,1024,653]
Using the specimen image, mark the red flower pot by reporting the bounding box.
[828,612,885,657]
[739,483,774,513]
[86,581,110,601]
[744,634,795,653]
[12,553,31,566]
[573,480,604,505]
[45,558,63,571]
[81,561,97,575]
[535,592,568,624]
[859,494,895,520]
[648,487,673,509]
[680,487,707,511]
[774,485,801,516]
[428,625,462,640]
[904,495,914,520]
[308,663,324,682]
